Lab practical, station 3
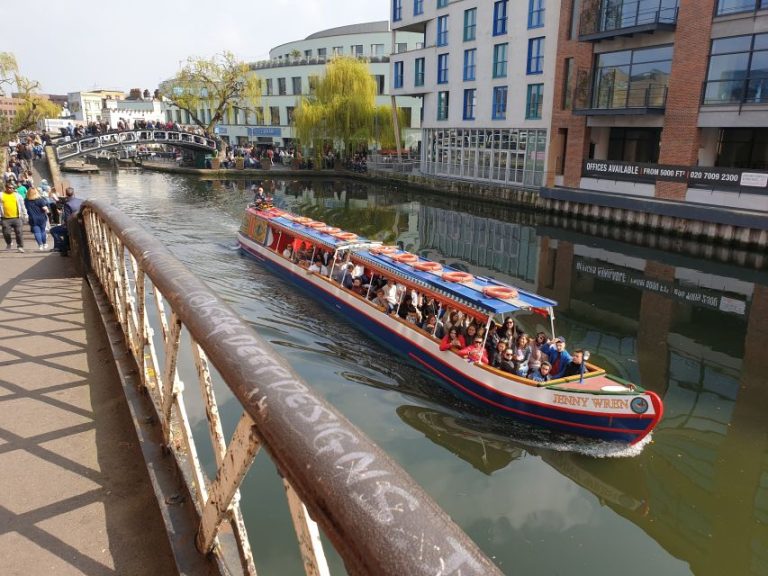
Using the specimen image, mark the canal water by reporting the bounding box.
[68,170,767,576]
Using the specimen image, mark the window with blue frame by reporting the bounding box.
[437,0,448,7]
[492,86,508,119]
[463,49,476,81]
[493,43,508,78]
[437,15,449,46]
[527,37,544,74]
[393,0,402,21]
[394,61,404,89]
[528,0,545,29]
[414,0,423,15]
[415,57,425,86]
[463,89,476,120]
[526,84,543,119]
[437,53,449,84]
[493,0,508,36]
[437,91,449,120]
[464,8,477,41]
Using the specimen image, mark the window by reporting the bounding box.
[415,57,425,86]
[464,8,477,41]
[371,44,385,57]
[526,84,544,119]
[414,0,423,15]
[493,0,508,36]
[716,0,768,15]
[562,58,574,109]
[437,15,449,46]
[317,48,327,58]
[704,33,768,104]
[308,75,319,94]
[493,43,508,78]
[374,74,385,95]
[437,53,449,83]
[393,0,402,21]
[716,128,768,169]
[265,79,273,96]
[270,106,280,126]
[333,46,343,55]
[304,50,312,59]
[463,49,476,81]
[394,61,404,88]
[286,106,295,124]
[463,89,477,120]
[278,78,286,95]
[593,45,673,108]
[492,86,508,119]
[437,91,449,120]
[255,108,264,125]
[527,37,545,74]
[608,128,661,163]
[351,45,363,57]
[397,42,408,53]
[437,0,448,6]
[292,77,302,95]
[528,0,545,28]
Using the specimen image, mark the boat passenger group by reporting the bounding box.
[268,215,587,384]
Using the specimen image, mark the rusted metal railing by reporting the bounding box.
[78,199,500,576]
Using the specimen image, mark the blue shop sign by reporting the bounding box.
[215,126,228,135]
[248,127,282,137]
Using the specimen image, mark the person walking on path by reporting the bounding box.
[24,186,50,250]
[1,181,28,252]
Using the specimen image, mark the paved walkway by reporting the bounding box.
[0,232,177,575]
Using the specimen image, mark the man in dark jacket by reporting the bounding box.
[50,187,83,256]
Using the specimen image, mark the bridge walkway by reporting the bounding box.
[0,235,177,575]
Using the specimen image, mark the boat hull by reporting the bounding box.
[238,231,662,444]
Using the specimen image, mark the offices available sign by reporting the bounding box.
[582,160,767,190]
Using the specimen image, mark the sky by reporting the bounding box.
[4,0,388,95]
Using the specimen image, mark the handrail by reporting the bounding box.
[79,199,499,576]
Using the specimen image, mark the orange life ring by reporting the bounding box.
[483,286,519,299]
[333,232,358,241]
[295,217,312,224]
[307,221,326,228]
[414,261,442,272]
[318,226,341,234]
[392,253,418,263]
[372,245,398,254]
[442,271,474,283]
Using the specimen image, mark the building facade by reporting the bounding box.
[548,0,768,211]
[390,0,560,187]
[166,21,424,150]
[67,90,126,124]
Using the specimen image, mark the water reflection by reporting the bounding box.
[68,171,767,576]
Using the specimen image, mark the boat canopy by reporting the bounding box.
[268,215,373,249]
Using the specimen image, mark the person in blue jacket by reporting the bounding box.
[541,336,572,379]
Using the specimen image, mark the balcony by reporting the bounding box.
[574,80,668,115]
[579,0,679,42]
[702,78,768,106]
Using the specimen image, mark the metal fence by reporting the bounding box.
[368,154,421,174]
[78,200,499,576]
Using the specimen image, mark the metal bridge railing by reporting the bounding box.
[79,199,499,576]
[53,129,217,161]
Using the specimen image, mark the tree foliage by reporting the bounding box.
[161,51,261,133]
[294,57,403,156]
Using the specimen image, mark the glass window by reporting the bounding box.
[464,8,477,41]
[463,89,477,120]
[438,0,448,6]
[265,79,273,96]
[270,106,280,126]
[493,43,508,78]
[607,128,661,162]
[437,91,450,120]
[415,57,425,86]
[704,33,768,104]
[593,45,673,108]
[304,50,312,59]
[716,0,768,16]
[528,0,545,28]
[374,75,385,95]
[493,86,508,119]
[396,42,408,53]
[317,48,327,58]
[278,78,286,95]
[394,61,404,89]
[494,0,508,35]
[716,128,768,169]
[527,37,545,74]
[526,84,544,119]
[438,53,449,84]
[351,45,363,57]
[414,0,423,15]
[291,77,302,95]
[308,75,319,94]
[463,49,477,81]
[286,106,295,124]
[332,46,343,55]
[437,15,449,46]
[393,0,402,21]
[371,44,385,57]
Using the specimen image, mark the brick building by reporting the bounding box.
[547,0,768,213]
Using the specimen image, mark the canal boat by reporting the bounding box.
[237,204,663,445]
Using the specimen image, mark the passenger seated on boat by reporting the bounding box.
[439,328,465,351]
[397,295,415,319]
[308,257,328,275]
[497,346,518,374]
[561,349,586,378]
[491,317,520,350]
[350,277,368,297]
[282,245,293,259]
[463,323,479,343]
[370,289,388,312]
[528,346,543,374]
[382,278,399,313]
[530,361,552,383]
[442,310,464,335]
[421,314,443,338]
[458,336,489,364]
[510,334,532,377]
[490,340,508,368]
[533,332,548,350]
[405,304,421,325]
[541,336,572,379]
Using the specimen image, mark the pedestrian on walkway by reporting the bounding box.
[50,187,83,256]
[24,187,49,250]
[1,181,27,252]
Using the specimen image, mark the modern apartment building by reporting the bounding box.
[548,0,768,212]
[390,0,560,187]
[177,22,424,150]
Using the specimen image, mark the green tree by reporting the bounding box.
[294,57,403,158]
[161,51,261,134]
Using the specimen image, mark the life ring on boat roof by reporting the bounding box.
[307,221,326,228]
[392,253,418,263]
[318,226,341,234]
[333,232,358,241]
[414,261,442,272]
[295,217,312,224]
[483,286,519,300]
[442,271,474,283]
[372,245,398,255]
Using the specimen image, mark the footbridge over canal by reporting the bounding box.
[51,129,217,162]
[3,200,499,576]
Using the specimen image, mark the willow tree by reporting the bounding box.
[294,57,402,158]
[161,51,261,134]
